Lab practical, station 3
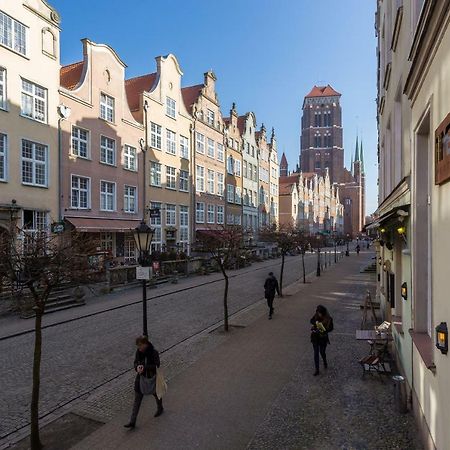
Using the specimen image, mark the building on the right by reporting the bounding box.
[375,1,450,449]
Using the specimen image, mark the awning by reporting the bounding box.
[65,217,142,233]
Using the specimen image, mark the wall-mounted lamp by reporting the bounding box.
[436,322,448,355]
[401,282,407,300]
[380,228,386,233]
[397,226,406,235]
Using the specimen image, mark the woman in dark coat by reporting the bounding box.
[124,336,163,429]
[310,305,334,376]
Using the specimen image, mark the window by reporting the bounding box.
[314,135,321,148]
[150,161,161,187]
[315,160,321,169]
[71,175,90,209]
[207,138,215,158]
[150,202,162,251]
[123,145,137,171]
[180,135,189,159]
[196,165,205,192]
[217,172,224,196]
[314,112,321,127]
[179,170,189,192]
[196,202,205,223]
[166,166,176,189]
[124,236,137,263]
[248,163,252,181]
[100,232,113,253]
[207,109,215,126]
[0,133,6,181]
[253,166,258,182]
[0,11,27,56]
[21,140,47,187]
[227,214,234,225]
[235,187,242,204]
[324,111,332,127]
[100,181,116,211]
[227,156,234,174]
[179,206,189,243]
[235,160,241,177]
[196,132,205,154]
[124,185,137,213]
[71,127,89,158]
[243,188,248,206]
[0,68,6,109]
[166,129,176,155]
[150,122,162,150]
[166,204,176,226]
[21,80,47,122]
[22,210,47,250]
[207,169,215,194]
[166,96,176,118]
[243,161,248,178]
[217,205,224,224]
[100,93,114,122]
[207,204,215,224]
[227,184,234,203]
[100,136,116,165]
[217,143,224,161]
[324,135,332,148]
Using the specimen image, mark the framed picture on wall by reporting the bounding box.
[435,112,450,185]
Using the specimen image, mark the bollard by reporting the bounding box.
[393,375,408,413]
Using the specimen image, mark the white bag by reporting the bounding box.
[155,367,168,399]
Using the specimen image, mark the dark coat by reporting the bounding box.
[133,344,160,393]
[310,314,334,344]
[264,276,280,299]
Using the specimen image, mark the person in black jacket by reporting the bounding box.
[310,305,334,376]
[124,336,163,429]
[264,272,280,319]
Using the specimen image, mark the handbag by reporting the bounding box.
[139,356,156,395]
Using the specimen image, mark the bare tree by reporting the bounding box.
[0,228,95,450]
[195,226,244,332]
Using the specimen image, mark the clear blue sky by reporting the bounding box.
[52,0,378,215]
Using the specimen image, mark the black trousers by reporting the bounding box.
[266,295,275,315]
[312,341,328,370]
[130,391,163,424]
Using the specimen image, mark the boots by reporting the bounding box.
[154,398,164,417]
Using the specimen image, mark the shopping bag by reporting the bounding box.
[155,367,168,399]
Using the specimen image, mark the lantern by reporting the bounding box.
[436,322,448,355]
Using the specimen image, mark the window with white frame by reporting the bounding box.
[23,210,47,238]
[207,109,215,126]
[207,138,215,158]
[0,11,27,56]
[196,202,205,223]
[179,170,189,192]
[100,136,115,165]
[235,160,241,176]
[71,127,89,158]
[227,213,234,225]
[243,160,248,178]
[217,172,224,196]
[179,206,189,243]
[166,204,176,226]
[166,96,176,118]
[234,214,241,225]
[150,161,161,187]
[235,187,242,204]
[21,79,47,122]
[71,175,90,209]
[0,68,6,109]
[166,166,176,189]
[0,133,6,181]
[207,204,215,224]
[227,184,234,203]
[150,122,162,150]
[217,143,224,161]
[100,93,114,122]
[217,205,224,224]
[243,188,248,206]
[180,135,189,159]
[124,185,137,213]
[100,181,116,211]
[166,129,176,155]
[150,201,162,251]
[123,145,137,171]
[196,165,205,192]
[207,169,215,194]
[227,156,234,174]
[248,163,253,181]
[100,232,114,253]
[21,139,47,187]
[124,235,137,263]
[196,132,205,154]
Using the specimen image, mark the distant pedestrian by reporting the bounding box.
[356,244,361,254]
[124,336,163,429]
[310,305,334,376]
[264,272,280,320]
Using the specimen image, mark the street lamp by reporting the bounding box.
[133,221,154,337]
[316,235,321,277]
[346,233,350,257]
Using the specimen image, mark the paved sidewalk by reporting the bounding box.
[71,252,421,450]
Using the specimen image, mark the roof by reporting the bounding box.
[60,61,84,90]
[223,117,231,126]
[280,152,288,167]
[279,183,296,195]
[300,172,317,179]
[237,115,246,135]
[279,174,299,184]
[305,84,341,98]
[181,84,203,113]
[125,73,157,111]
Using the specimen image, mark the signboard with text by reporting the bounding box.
[136,266,150,280]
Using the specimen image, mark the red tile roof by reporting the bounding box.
[60,61,84,90]
[237,115,247,135]
[280,152,288,166]
[125,73,157,111]
[280,174,299,184]
[301,172,317,179]
[279,183,296,195]
[305,84,341,98]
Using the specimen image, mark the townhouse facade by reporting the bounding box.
[0,0,61,242]
[268,129,280,226]
[256,125,270,228]
[59,39,144,263]
[375,1,450,448]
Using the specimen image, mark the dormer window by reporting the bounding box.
[100,93,114,122]
[166,96,176,118]
[207,109,215,126]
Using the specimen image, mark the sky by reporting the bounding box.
[51,0,378,214]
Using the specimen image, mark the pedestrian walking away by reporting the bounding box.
[356,244,361,254]
[264,272,280,320]
[124,336,164,429]
[310,305,334,376]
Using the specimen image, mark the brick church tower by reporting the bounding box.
[280,152,288,176]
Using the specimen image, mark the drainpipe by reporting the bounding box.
[141,101,149,222]
[57,104,71,222]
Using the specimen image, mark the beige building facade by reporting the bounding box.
[268,129,280,227]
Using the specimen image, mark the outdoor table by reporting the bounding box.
[355,330,393,341]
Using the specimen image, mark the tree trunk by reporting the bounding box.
[279,253,285,297]
[302,250,306,283]
[30,308,43,450]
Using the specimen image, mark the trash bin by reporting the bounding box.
[392,375,408,413]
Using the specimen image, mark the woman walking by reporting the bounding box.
[310,305,334,376]
[124,336,164,429]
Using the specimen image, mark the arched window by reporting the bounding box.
[42,28,56,58]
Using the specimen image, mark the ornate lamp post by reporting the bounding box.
[133,221,154,336]
[346,233,350,257]
[316,234,321,277]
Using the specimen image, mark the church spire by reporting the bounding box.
[354,135,360,162]
[360,140,365,174]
